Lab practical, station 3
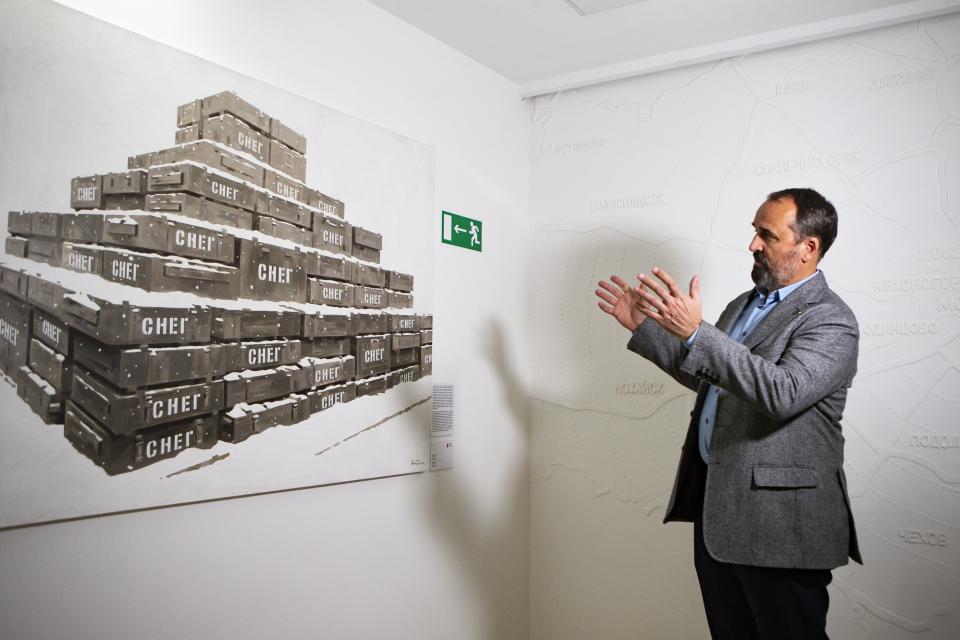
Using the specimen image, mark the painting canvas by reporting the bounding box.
[0,0,436,529]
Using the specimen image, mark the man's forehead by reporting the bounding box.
[753,198,797,227]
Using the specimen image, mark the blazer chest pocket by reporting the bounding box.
[753,465,818,489]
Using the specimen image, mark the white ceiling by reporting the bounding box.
[368,0,960,96]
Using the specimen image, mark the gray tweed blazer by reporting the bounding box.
[627,272,862,570]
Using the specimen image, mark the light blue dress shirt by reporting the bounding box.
[687,271,820,464]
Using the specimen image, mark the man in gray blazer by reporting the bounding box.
[595,188,860,640]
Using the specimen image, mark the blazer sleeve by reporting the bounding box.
[626,319,701,391]
[678,303,859,421]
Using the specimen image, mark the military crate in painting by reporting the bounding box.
[354,263,385,288]
[62,212,236,265]
[389,365,421,388]
[224,364,310,406]
[70,366,225,435]
[312,213,351,254]
[5,236,28,258]
[24,236,63,266]
[388,291,413,309]
[354,285,388,309]
[256,193,312,228]
[352,226,382,263]
[307,278,354,307]
[27,211,63,238]
[255,215,311,246]
[307,190,344,219]
[391,332,421,351]
[64,400,219,475]
[145,193,254,230]
[392,347,419,368]
[351,312,390,335]
[301,336,350,359]
[7,211,32,235]
[0,291,31,375]
[178,91,272,133]
[211,307,302,340]
[32,307,71,355]
[268,139,307,182]
[237,238,307,303]
[59,295,213,346]
[220,393,310,444]
[148,163,256,212]
[301,355,356,389]
[73,334,237,389]
[307,380,356,414]
[386,270,414,293]
[99,246,240,299]
[176,113,271,164]
[70,171,147,210]
[17,366,64,424]
[420,344,433,375]
[269,117,307,155]
[352,334,391,378]
[264,169,308,204]
[305,253,352,282]
[238,338,303,370]
[356,374,389,397]
[28,338,72,394]
[59,243,104,276]
[390,314,419,333]
[0,265,29,300]
[300,312,351,338]
[172,140,265,185]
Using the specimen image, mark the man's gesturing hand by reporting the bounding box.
[595,275,648,332]
[636,267,702,340]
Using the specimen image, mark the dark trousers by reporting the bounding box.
[693,516,833,639]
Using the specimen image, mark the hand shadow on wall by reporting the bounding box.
[393,319,529,640]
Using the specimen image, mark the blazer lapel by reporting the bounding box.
[717,290,754,335]
[743,272,828,349]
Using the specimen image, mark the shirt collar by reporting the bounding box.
[756,270,820,308]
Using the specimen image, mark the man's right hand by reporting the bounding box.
[595,275,648,332]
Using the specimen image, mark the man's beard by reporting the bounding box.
[751,249,800,292]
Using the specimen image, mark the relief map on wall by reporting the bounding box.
[529,13,960,640]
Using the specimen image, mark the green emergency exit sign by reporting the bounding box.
[441,210,482,252]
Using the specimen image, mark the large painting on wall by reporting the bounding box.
[0,0,436,529]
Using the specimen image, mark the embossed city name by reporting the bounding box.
[870,68,937,91]
[553,137,606,156]
[918,246,960,263]
[860,321,938,337]
[898,528,949,547]
[873,274,960,293]
[615,381,665,395]
[937,295,960,312]
[774,79,810,97]
[909,433,960,449]
[754,151,861,177]
[589,193,666,212]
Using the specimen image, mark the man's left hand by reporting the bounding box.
[635,267,702,341]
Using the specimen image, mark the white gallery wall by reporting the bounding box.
[0,1,530,639]
[529,12,960,640]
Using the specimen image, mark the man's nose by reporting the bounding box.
[749,234,763,252]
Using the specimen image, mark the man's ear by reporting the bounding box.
[801,236,820,263]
